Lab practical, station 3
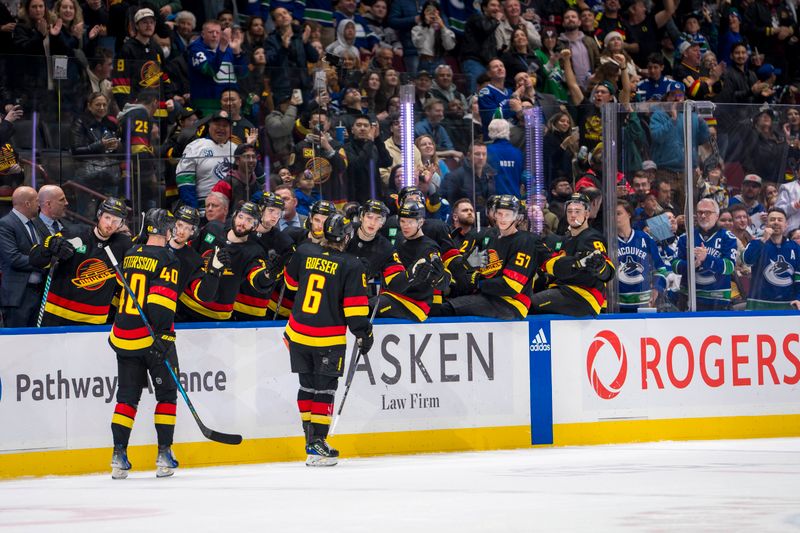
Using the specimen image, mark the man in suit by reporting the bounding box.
[0,186,44,327]
[35,185,71,237]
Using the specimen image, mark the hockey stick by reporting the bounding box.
[329,293,381,436]
[272,280,286,320]
[36,262,57,328]
[104,246,243,445]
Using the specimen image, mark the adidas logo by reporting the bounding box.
[529,328,551,351]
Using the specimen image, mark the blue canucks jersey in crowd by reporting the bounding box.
[742,237,800,309]
[477,84,513,138]
[617,229,668,310]
[672,227,738,310]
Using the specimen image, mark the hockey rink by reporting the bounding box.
[1,438,799,532]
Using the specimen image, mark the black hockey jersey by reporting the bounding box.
[233,227,294,320]
[384,235,450,321]
[112,37,173,116]
[30,227,132,326]
[346,228,408,293]
[283,242,370,350]
[109,244,180,356]
[542,227,615,314]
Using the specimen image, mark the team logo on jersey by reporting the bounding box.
[139,60,162,88]
[618,256,645,284]
[213,160,233,181]
[71,258,115,291]
[764,255,794,287]
[696,269,717,285]
[305,157,332,184]
[479,249,503,278]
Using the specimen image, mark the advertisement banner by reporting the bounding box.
[0,319,530,453]
[550,315,800,424]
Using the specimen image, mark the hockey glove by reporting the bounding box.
[357,330,374,355]
[428,255,446,286]
[584,252,608,275]
[150,331,176,362]
[44,235,75,261]
[208,247,231,276]
[409,260,433,288]
[265,253,283,279]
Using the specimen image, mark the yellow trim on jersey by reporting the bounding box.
[44,302,107,325]
[384,293,428,322]
[267,301,292,318]
[344,305,369,317]
[504,275,524,294]
[233,301,268,317]
[179,293,233,320]
[154,414,176,426]
[501,296,528,318]
[284,323,346,347]
[384,272,399,285]
[111,413,134,428]
[109,331,154,351]
[147,294,176,312]
[432,294,442,305]
[544,253,563,276]
[565,284,602,314]
[300,412,312,421]
[310,414,332,425]
[112,86,131,94]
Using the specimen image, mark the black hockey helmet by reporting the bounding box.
[96,196,127,221]
[359,199,389,220]
[174,204,201,227]
[565,192,591,211]
[486,195,499,213]
[323,213,354,243]
[305,199,338,230]
[233,201,262,225]
[398,200,425,220]
[143,208,176,236]
[399,185,424,205]
[494,194,521,213]
[260,191,285,211]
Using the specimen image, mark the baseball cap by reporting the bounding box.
[415,70,432,80]
[666,80,686,94]
[678,39,699,56]
[743,174,763,185]
[757,63,782,81]
[603,31,624,47]
[642,160,657,171]
[134,7,155,23]
[209,110,232,123]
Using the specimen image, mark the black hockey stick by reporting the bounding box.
[36,261,57,328]
[104,246,243,445]
[329,293,381,436]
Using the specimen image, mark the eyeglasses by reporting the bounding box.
[696,210,716,216]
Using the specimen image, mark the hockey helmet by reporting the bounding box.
[565,192,591,211]
[305,199,338,230]
[494,194,521,213]
[234,201,262,225]
[260,191,286,211]
[398,200,426,220]
[323,213,354,243]
[359,199,390,220]
[486,195,499,213]
[142,208,176,236]
[96,196,127,221]
[174,204,201,227]
[399,185,424,205]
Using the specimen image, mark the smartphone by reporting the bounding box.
[571,126,580,136]
[292,89,303,104]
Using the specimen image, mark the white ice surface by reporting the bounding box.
[2,438,799,532]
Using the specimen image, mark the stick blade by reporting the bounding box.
[200,424,243,445]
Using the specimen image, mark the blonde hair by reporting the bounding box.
[54,0,84,28]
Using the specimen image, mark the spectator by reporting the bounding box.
[628,170,650,209]
[717,8,744,70]
[294,170,322,216]
[672,39,723,101]
[543,111,578,191]
[345,115,390,203]
[548,176,573,222]
[290,109,348,203]
[673,198,738,310]
[729,203,754,245]
[188,19,247,116]
[204,191,230,224]
[176,111,235,213]
[369,44,397,71]
[0,186,44,327]
[243,15,266,54]
[363,0,403,59]
[776,178,800,231]
[415,134,450,193]
[82,48,116,115]
[412,70,435,119]
[211,143,264,207]
[461,0,503,95]
[270,166,296,190]
[478,59,519,139]
[117,89,160,210]
[599,31,638,83]
[741,109,788,184]
[172,11,197,56]
[0,105,26,201]
[69,92,122,217]
[359,70,383,115]
[275,184,306,230]
[742,207,800,310]
[326,18,360,59]
[265,91,302,166]
[695,164,729,209]
[333,0,379,56]
[415,98,459,155]
[376,68,400,112]
[624,0,677,68]
[441,141,496,219]
[790,228,800,245]
[730,174,766,216]
[441,98,473,155]
[388,0,423,74]
[81,0,110,56]
[636,54,673,102]
[558,8,600,91]
[335,86,367,135]
[412,1,456,74]
[266,7,319,107]
[616,199,668,311]
[500,26,541,90]
[594,0,630,45]
[486,118,524,198]
[380,113,422,187]
[496,0,541,53]
[430,64,468,112]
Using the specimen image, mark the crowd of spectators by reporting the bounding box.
[3,0,800,325]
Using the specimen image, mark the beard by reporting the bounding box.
[232,223,253,238]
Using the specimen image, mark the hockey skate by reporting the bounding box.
[111,445,131,480]
[156,445,179,478]
[306,439,339,467]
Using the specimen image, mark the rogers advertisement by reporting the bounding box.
[550,315,800,423]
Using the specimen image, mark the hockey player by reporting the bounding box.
[440,195,547,319]
[742,207,800,310]
[235,192,295,320]
[304,199,338,244]
[616,200,668,311]
[379,200,451,321]
[108,209,181,479]
[283,214,373,466]
[531,193,615,317]
[177,201,277,321]
[346,199,408,298]
[672,198,738,311]
[167,205,220,303]
[29,197,132,326]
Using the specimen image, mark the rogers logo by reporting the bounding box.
[587,330,628,399]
